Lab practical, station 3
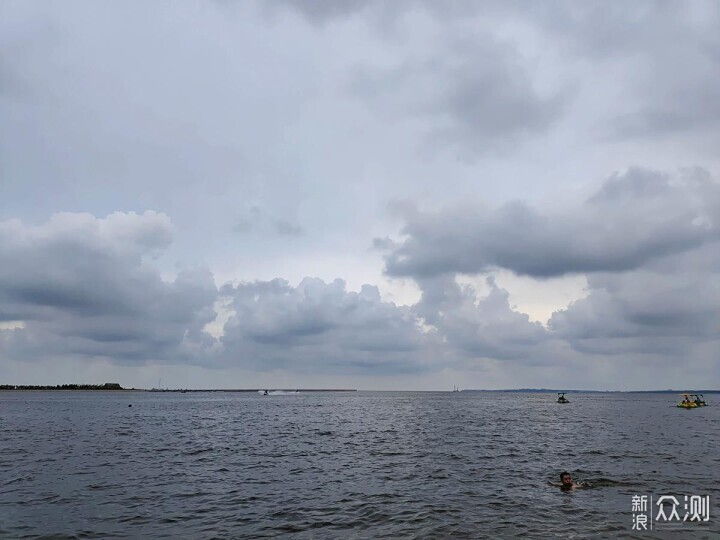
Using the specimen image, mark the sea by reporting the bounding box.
[1,391,718,539]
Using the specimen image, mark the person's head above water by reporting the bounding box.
[560,471,573,486]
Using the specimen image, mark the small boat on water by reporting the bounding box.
[452,385,460,393]
[557,392,569,404]
[678,393,707,408]
[677,393,698,408]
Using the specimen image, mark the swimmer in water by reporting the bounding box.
[556,471,591,490]
[560,471,575,490]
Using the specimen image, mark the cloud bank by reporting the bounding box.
[380,168,720,278]
[0,212,218,364]
[2,167,718,388]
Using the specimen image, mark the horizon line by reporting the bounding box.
[2,385,718,393]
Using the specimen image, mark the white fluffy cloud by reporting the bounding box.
[549,251,720,357]
[220,277,438,373]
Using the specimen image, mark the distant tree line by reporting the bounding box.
[0,383,124,390]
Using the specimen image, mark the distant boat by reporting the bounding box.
[452,385,460,393]
[258,389,299,396]
[677,393,705,408]
[557,392,570,403]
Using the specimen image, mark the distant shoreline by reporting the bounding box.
[0,386,717,393]
[0,385,358,392]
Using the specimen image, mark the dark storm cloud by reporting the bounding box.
[0,212,218,363]
[349,36,564,155]
[380,168,720,279]
[219,277,438,373]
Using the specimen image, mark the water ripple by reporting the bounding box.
[0,391,718,538]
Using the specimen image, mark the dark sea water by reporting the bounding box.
[1,391,718,539]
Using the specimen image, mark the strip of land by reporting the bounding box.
[1,384,124,390]
[0,384,357,392]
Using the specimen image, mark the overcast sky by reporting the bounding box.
[2,1,719,390]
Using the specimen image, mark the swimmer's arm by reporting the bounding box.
[575,481,592,488]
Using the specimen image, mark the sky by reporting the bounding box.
[1,0,719,390]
